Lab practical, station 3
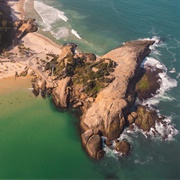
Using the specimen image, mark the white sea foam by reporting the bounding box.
[126,116,179,142]
[141,57,178,106]
[34,1,68,31]
[135,156,153,165]
[176,73,180,79]
[51,27,69,40]
[104,146,119,160]
[169,68,176,73]
[71,29,81,39]
[140,36,169,58]
[134,39,179,141]
[103,129,133,159]
[117,130,134,144]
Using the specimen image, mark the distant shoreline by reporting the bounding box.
[0,0,61,80]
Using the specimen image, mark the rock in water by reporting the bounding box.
[86,134,103,159]
[39,39,155,159]
[135,105,161,132]
[115,140,131,155]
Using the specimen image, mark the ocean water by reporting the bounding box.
[1,0,180,179]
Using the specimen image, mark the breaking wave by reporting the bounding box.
[141,57,178,106]
[140,36,178,106]
[134,156,153,165]
[33,1,82,40]
[50,27,69,40]
[137,36,179,140]
[127,117,179,142]
[34,0,68,31]
[71,29,81,39]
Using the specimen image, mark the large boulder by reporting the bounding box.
[86,134,103,159]
[136,67,161,101]
[127,112,138,125]
[81,129,105,159]
[14,19,38,44]
[77,52,96,62]
[115,140,131,155]
[52,77,71,108]
[135,106,160,132]
[32,77,47,97]
[57,43,78,62]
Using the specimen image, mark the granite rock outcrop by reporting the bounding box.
[32,40,156,159]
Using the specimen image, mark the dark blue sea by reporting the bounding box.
[0,0,179,179]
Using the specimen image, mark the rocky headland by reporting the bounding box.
[31,39,168,159]
[1,0,171,160]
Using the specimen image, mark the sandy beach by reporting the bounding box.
[0,0,61,80]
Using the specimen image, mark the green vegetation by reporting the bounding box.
[18,43,31,55]
[47,54,116,97]
[136,75,150,91]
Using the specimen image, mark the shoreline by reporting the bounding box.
[0,0,61,80]
[11,0,61,51]
[0,75,33,95]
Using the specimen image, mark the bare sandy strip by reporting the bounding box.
[0,0,61,80]
[0,75,33,95]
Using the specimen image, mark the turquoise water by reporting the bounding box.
[1,0,180,179]
[0,88,103,179]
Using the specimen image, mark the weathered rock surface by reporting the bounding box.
[32,40,156,160]
[14,19,38,45]
[52,77,71,108]
[32,77,47,97]
[136,67,161,101]
[77,52,96,62]
[115,140,131,155]
[82,40,155,141]
[81,129,105,159]
[127,112,138,125]
[57,43,77,62]
[135,105,161,132]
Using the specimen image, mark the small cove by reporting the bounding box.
[0,77,103,179]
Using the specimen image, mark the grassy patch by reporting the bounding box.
[49,54,116,97]
[136,75,150,91]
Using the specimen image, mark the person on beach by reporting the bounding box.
[15,71,18,79]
